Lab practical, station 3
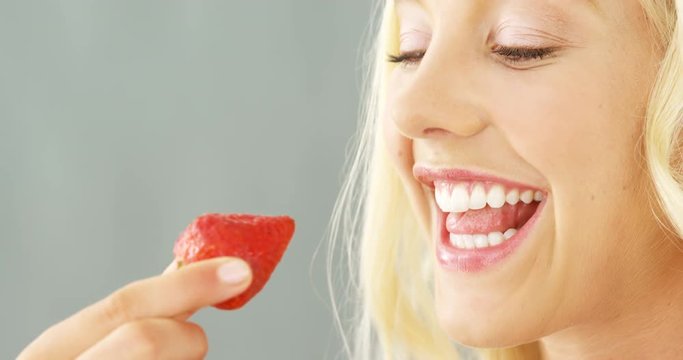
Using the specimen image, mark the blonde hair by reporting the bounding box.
[326,0,682,359]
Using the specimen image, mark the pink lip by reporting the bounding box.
[435,199,546,272]
[413,165,544,192]
[413,164,547,273]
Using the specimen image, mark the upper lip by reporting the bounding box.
[413,164,543,191]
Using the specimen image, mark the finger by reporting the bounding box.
[19,257,251,360]
[173,310,196,321]
[162,260,196,320]
[162,260,180,275]
[166,259,232,322]
[76,318,208,360]
[162,259,196,321]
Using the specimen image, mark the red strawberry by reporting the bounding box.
[173,213,295,310]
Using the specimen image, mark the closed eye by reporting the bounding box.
[387,49,426,66]
[491,45,558,64]
[386,46,558,68]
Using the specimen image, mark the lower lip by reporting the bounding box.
[435,199,547,273]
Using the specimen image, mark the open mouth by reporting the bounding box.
[413,166,548,272]
[435,181,543,250]
[431,180,547,272]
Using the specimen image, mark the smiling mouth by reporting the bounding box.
[435,181,543,249]
[413,166,547,272]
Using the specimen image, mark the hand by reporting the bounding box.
[18,257,252,360]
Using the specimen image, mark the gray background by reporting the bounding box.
[0,0,373,358]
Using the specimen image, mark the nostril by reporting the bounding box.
[423,127,451,136]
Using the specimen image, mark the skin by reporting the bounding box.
[384,0,683,358]
[18,257,252,359]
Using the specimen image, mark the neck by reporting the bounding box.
[539,239,683,360]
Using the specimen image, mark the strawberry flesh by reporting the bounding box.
[174,213,295,310]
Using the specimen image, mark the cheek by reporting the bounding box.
[486,57,656,308]
[489,62,647,207]
[382,97,435,236]
[382,109,413,172]
[383,71,420,174]
[382,85,421,184]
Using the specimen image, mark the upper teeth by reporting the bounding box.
[435,181,543,213]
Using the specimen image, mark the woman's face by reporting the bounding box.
[384,0,673,348]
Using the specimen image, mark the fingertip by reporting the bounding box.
[164,256,253,285]
[216,258,252,285]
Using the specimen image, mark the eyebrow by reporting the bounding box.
[394,0,423,6]
[394,0,601,15]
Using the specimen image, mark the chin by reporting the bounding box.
[433,287,546,349]
[437,314,541,349]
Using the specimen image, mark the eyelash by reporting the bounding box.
[386,50,426,66]
[491,45,557,63]
[386,46,556,67]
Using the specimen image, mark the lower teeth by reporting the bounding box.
[449,228,518,249]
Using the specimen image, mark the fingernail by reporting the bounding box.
[217,260,251,284]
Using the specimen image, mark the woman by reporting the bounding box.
[330,0,683,358]
[19,0,683,359]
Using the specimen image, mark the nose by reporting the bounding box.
[388,45,489,140]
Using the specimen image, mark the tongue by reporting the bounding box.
[446,202,539,234]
